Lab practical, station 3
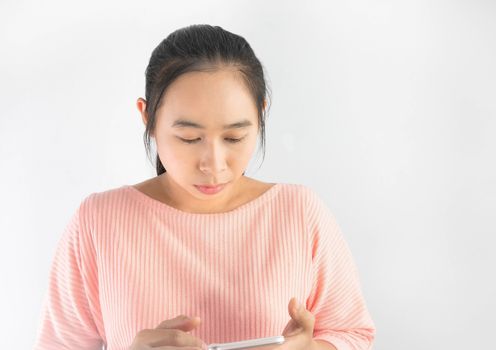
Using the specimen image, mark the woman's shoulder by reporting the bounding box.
[243,180,321,210]
[76,184,131,212]
[274,182,332,215]
[242,178,315,198]
[272,181,318,198]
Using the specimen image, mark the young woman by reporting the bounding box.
[34,24,376,350]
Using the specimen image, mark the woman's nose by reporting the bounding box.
[199,142,227,175]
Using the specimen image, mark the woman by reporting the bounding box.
[33,24,376,350]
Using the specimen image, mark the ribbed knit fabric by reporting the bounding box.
[33,183,376,350]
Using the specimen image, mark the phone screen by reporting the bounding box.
[208,335,285,350]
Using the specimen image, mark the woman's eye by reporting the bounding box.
[177,136,245,144]
[179,137,201,144]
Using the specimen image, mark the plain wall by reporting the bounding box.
[1,0,495,349]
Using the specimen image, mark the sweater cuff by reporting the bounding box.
[313,333,353,350]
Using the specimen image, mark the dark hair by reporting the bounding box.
[142,24,272,175]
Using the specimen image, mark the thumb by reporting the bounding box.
[155,315,201,332]
[284,298,314,335]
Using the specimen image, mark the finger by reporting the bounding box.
[287,297,315,334]
[281,298,306,337]
[288,297,303,315]
[155,315,201,331]
[138,328,205,348]
[282,319,303,337]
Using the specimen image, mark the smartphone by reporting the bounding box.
[208,336,285,350]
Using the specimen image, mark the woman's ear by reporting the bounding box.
[137,98,155,138]
[136,97,148,126]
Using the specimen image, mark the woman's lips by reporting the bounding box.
[194,183,227,195]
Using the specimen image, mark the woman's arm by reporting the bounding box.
[305,188,376,350]
[33,200,105,349]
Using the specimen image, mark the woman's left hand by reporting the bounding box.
[277,297,316,350]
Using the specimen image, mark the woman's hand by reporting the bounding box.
[129,315,207,350]
[278,297,316,350]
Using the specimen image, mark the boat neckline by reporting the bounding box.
[123,182,283,216]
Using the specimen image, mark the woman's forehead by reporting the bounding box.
[162,70,254,105]
[156,71,258,128]
[170,117,254,130]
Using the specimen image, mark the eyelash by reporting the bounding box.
[179,137,244,144]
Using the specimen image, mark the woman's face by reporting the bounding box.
[137,68,261,211]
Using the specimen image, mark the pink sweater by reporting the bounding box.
[33,183,376,350]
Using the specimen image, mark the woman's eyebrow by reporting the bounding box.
[171,118,253,129]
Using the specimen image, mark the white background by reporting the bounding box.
[1,0,495,349]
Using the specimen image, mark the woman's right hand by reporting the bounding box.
[129,315,207,350]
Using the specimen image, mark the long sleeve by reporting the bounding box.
[33,198,105,349]
[305,190,376,350]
